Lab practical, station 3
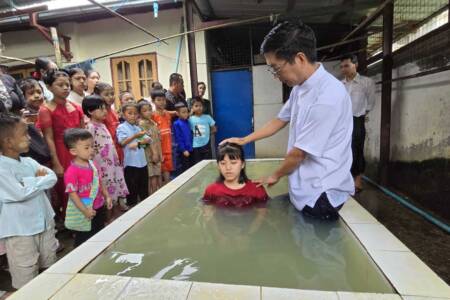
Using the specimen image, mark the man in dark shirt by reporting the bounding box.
[165,73,188,112]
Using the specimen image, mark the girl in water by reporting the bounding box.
[203,143,269,207]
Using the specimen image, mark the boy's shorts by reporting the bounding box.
[4,224,58,289]
[161,152,173,172]
[147,161,162,177]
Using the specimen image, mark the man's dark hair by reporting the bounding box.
[197,81,206,87]
[169,73,183,86]
[82,94,105,116]
[63,128,93,149]
[340,54,358,64]
[151,89,166,100]
[260,18,317,63]
[0,113,21,150]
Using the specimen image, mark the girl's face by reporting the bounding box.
[120,93,134,105]
[89,104,107,121]
[197,84,206,97]
[218,154,244,183]
[87,72,100,91]
[100,87,115,106]
[140,104,153,120]
[123,107,138,124]
[70,71,86,94]
[153,96,166,110]
[49,76,70,100]
[24,83,44,111]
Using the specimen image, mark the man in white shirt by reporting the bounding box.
[222,19,354,220]
[340,55,376,191]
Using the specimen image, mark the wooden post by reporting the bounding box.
[185,0,198,97]
[50,27,62,67]
[379,1,393,185]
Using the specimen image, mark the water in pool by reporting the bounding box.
[83,161,394,292]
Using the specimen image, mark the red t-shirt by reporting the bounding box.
[203,181,269,207]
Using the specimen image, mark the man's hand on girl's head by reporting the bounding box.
[219,137,247,146]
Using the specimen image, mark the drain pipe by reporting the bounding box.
[362,175,450,234]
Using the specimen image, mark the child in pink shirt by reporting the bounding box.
[63,128,112,247]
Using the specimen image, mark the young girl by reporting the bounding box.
[94,82,124,164]
[38,70,84,221]
[63,128,112,247]
[151,89,174,184]
[83,95,129,215]
[85,70,100,95]
[137,100,163,194]
[203,143,269,207]
[18,78,51,166]
[66,68,87,106]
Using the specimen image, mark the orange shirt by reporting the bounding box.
[151,110,172,155]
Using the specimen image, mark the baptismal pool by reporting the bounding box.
[81,161,394,293]
[10,160,450,300]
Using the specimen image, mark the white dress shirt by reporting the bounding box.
[342,73,376,117]
[278,64,355,211]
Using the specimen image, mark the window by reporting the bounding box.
[111,53,158,107]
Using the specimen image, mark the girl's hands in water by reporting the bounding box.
[255,174,280,187]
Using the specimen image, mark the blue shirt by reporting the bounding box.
[189,114,215,148]
[0,156,57,239]
[173,119,193,153]
[116,121,148,168]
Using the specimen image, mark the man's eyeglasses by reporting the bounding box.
[266,61,288,77]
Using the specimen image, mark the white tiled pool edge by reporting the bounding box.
[9,160,450,299]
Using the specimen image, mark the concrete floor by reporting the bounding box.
[0,184,449,297]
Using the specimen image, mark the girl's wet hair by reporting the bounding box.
[43,69,69,86]
[82,94,105,116]
[216,142,249,184]
[18,78,41,95]
[94,82,113,95]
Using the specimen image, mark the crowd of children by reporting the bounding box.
[0,64,217,292]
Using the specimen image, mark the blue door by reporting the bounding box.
[211,69,255,158]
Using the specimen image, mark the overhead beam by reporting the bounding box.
[0,4,47,18]
[86,0,168,45]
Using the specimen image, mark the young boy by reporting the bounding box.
[0,113,58,289]
[189,96,216,164]
[117,103,150,206]
[63,128,113,247]
[137,100,163,195]
[172,102,193,175]
[151,89,174,184]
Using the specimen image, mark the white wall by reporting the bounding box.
[365,63,450,163]
[252,65,289,158]
[1,8,208,99]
